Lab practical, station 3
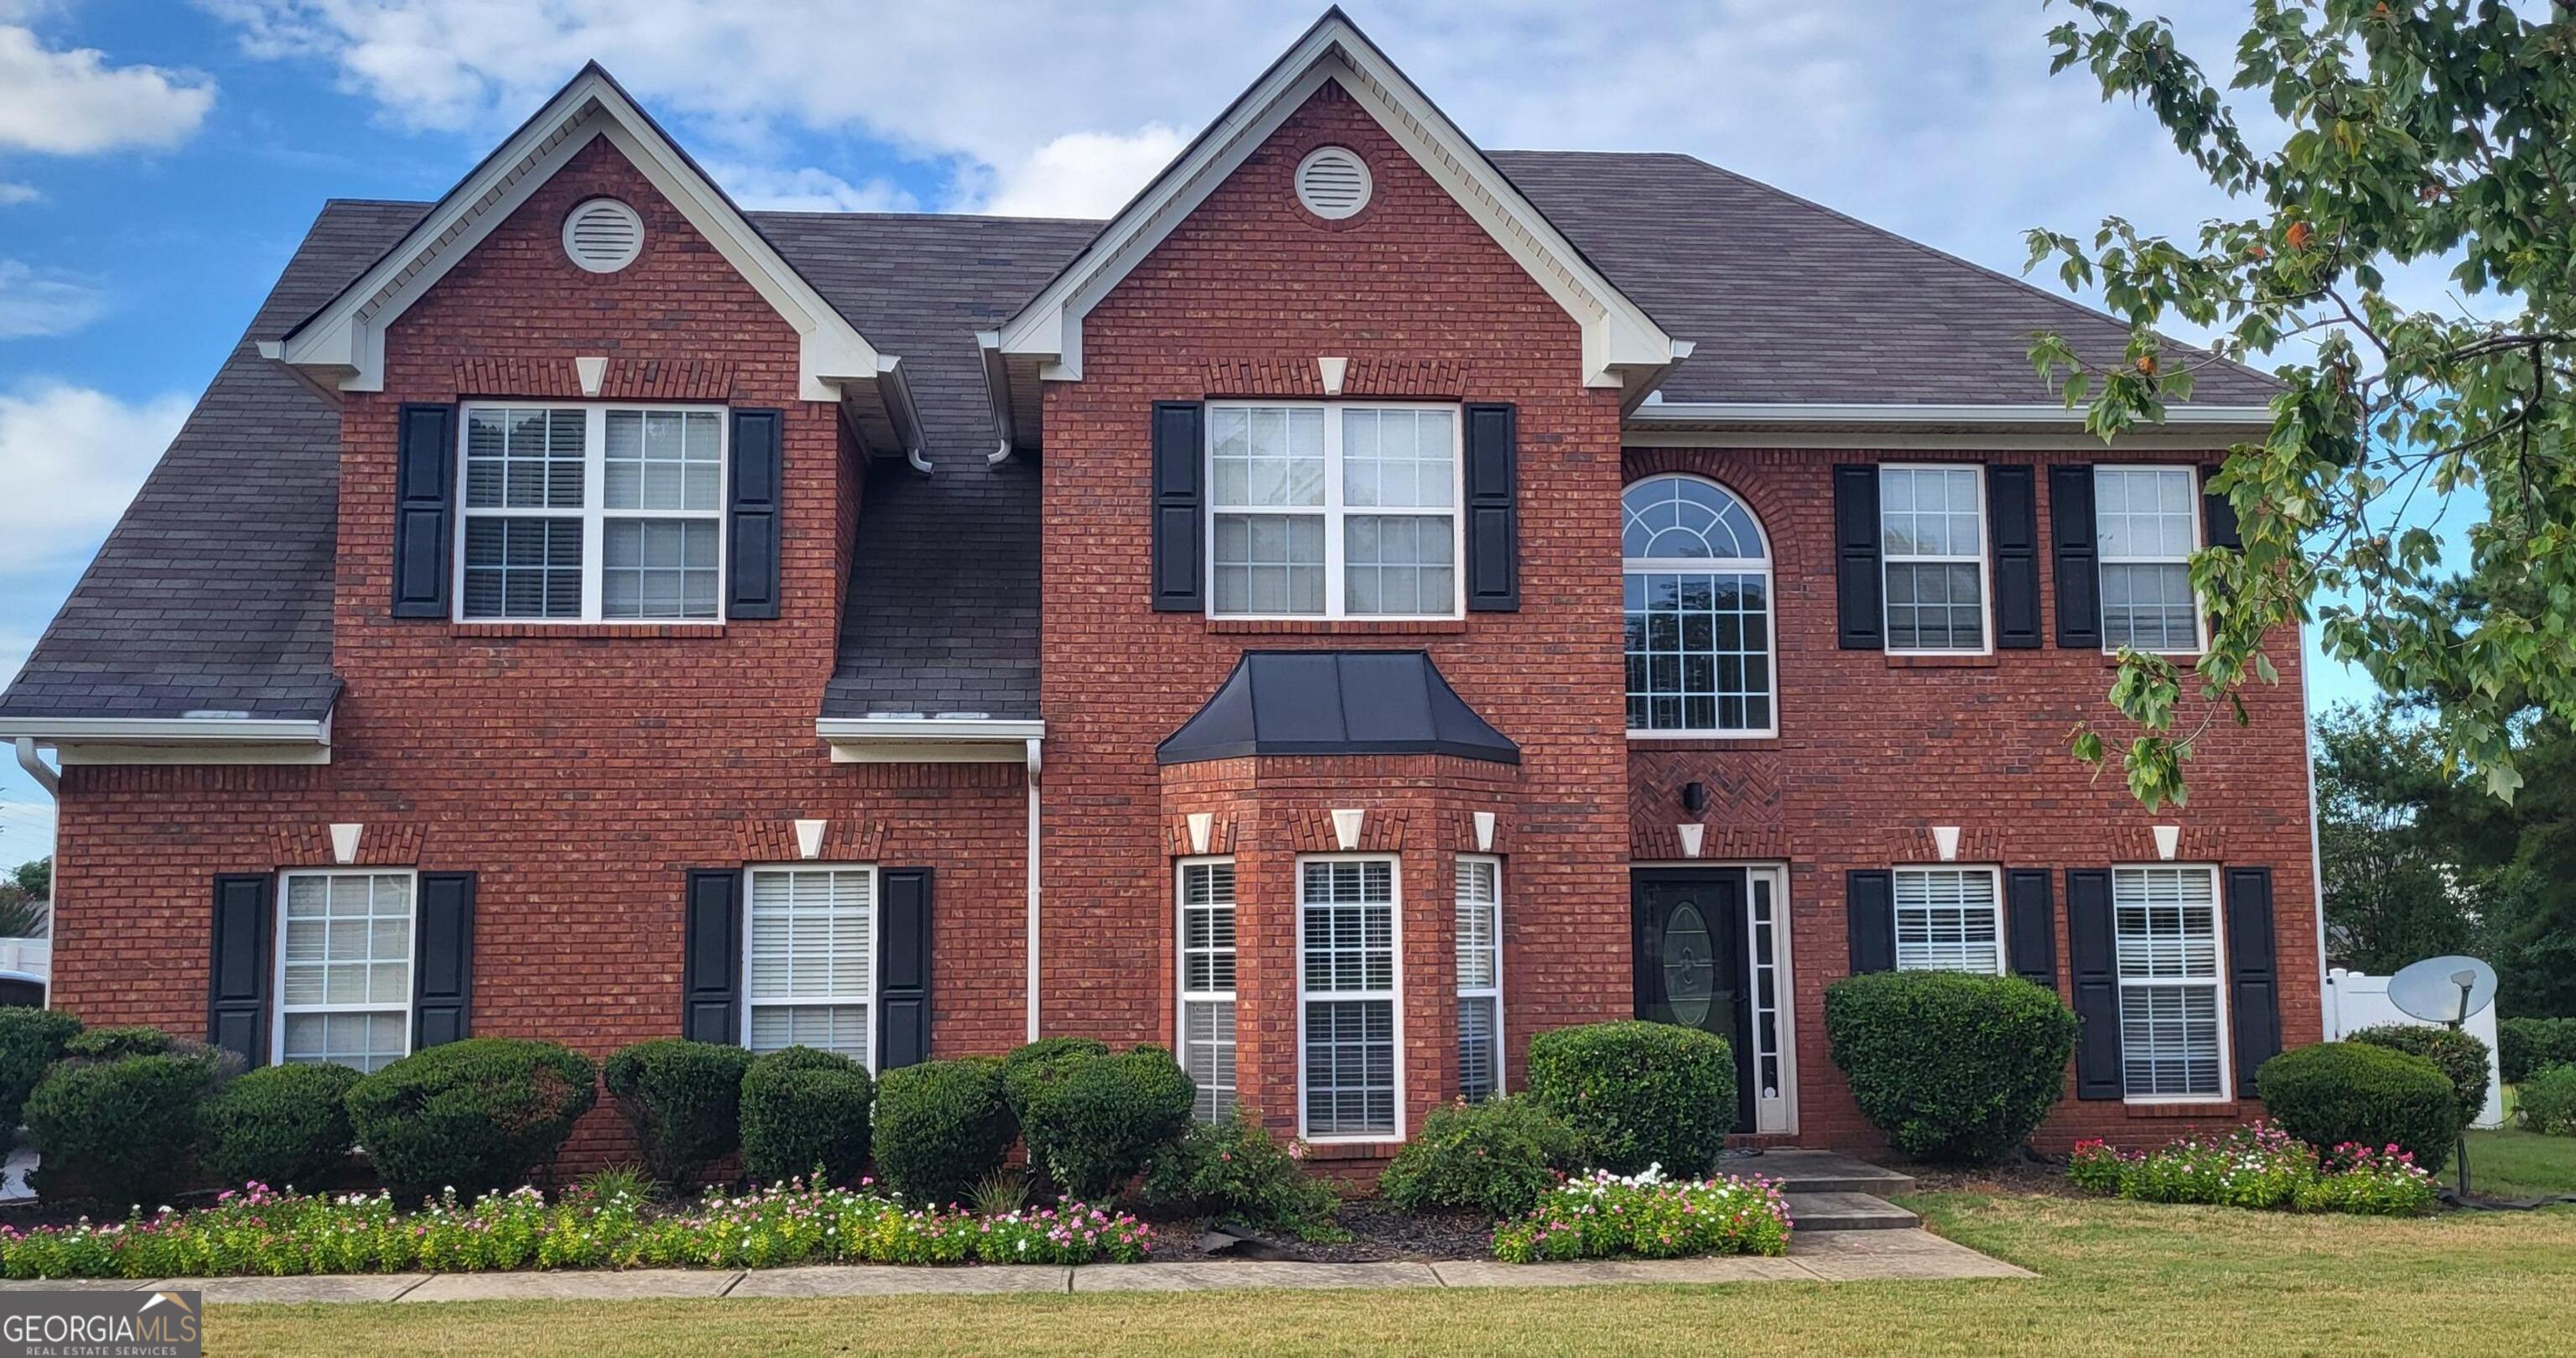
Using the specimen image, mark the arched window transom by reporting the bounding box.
[1623,476,1775,736]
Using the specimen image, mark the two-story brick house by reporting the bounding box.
[0,11,2320,1167]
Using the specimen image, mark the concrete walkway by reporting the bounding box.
[0,1230,2028,1303]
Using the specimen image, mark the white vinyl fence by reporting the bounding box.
[2324,967,2504,1128]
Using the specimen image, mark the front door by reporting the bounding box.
[1633,868,1755,1133]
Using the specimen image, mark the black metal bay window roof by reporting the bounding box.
[1156,651,1519,766]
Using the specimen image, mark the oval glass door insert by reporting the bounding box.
[1662,902,1714,1027]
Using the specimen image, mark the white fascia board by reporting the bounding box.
[0,716,332,744]
[273,69,885,403]
[996,18,1677,388]
[1628,402,2277,429]
[815,718,1046,741]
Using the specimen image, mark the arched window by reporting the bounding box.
[1623,476,1775,735]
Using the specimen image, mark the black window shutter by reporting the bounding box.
[2200,464,2241,549]
[1846,870,1895,974]
[2004,868,2057,992]
[207,875,273,1066]
[2066,868,2122,1099]
[1464,403,1519,611]
[413,872,475,1048]
[682,870,743,1045]
[2049,464,2101,648]
[880,867,933,1069]
[1832,465,1883,649]
[1150,402,1205,611]
[727,408,783,620]
[392,403,457,618]
[1987,465,2042,648]
[2225,866,2283,1099]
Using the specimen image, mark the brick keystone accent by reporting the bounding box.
[268,822,428,870]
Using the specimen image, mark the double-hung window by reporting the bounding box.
[1300,857,1400,1137]
[1208,403,1460,618]
[1178,859,1239,1121]
[459,403,726,622]
[1892,866,2003,974]
[2112,865,2228,1100]
[1879,465,1988,653]
[2095,466,2203,653]
[1455,856,1503,1102]
[744,866,875,1067]
[275,869,416,1073]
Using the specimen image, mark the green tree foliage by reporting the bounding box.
[2027,2,2576,809]
[0,859,49,939]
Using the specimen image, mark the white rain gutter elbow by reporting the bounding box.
[13,739,58,798]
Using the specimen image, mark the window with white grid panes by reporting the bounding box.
[1300,857,1400,1137]
[1178,859,1239,1121]
[275,870,415,1073]
[745,866,875,1068]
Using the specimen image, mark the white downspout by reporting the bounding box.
[1025,736,1042,1042]
[13,739,58,798]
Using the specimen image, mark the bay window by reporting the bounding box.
[1300,856,1400,1137]
[1178,859,1239,1121]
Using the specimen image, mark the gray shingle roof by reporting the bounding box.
[1,152,2277,727]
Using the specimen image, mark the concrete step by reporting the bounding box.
[1782,1191,1919,1232]
[1721,1149,1918,1197]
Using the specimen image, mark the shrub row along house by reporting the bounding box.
[0,10,2321,1169]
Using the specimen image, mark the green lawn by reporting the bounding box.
[207,1192,2576,1358]
[2465,1123,2576,1199]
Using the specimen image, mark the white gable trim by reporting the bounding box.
[995,15,1678,391]
[265,66,882,403]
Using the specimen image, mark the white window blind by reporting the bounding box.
[1455,856,1502,1102]
[745,866,875,1065]
[277,870,415,1073]
[1893,866,2004,974]
[1179,860,1239,1121]
[2113,866,2226,1099]
[1301,858,1399,1137]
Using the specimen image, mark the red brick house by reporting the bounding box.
[1,11,2320,1166]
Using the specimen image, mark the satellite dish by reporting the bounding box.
[2386,955,2498,1026]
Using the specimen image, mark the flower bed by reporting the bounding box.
[2069,1121,2437,1216]
[1489,1167,1791,1264]
[0,1180,1152,1280]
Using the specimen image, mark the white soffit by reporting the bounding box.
[994,13,1679,390]
[264,64,883,403]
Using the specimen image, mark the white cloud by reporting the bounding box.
[707,163,917,215]
[0,25,215,154]
[0,261,105,339]
[0,183,36,206]
[972,125,1191,219]
[0,382,190,570]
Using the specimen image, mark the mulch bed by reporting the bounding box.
[1156,1202,1497,1262]
[1886,1153,2085,1199]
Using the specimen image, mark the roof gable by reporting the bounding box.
[264,65,884,403]
[994,9,1680,394]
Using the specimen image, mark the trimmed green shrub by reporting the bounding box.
[1526,1021,1733,1176]
[344,1038,598,1199]
[65,1026,175,1061]
[199,1062,361,1189]
[872,1057,1015,1207]
[0,1007,81,1128]
[739,1046,873,1185]
[2256,1042,2458,1171]
[1141,1110,1339,1234]
[1822,970,2080,1163]
[2516,1063,2576,1136]
[1380,1095,1587,1219]
[26,1050,220,1206]
[602,1039,753,1187]
[1005,1041,1195,1200]
[2499,1017,2576,1085]
[2347,1023,2490,1136]
[1000,1037,1110,1092]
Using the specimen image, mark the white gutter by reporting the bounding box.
[813,717,1045,741]
[12,739,57,798]
[1626,401,2277,429]
[0,715,332,743]
[1024,736,1042,1043]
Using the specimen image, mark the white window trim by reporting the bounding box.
[1205,400,1466,622]
[1623,475,1779,740]
[1455,853,1504,1100]
[1878,462,1994,656]
[271,866,418,1069]
[2112,862,2232,1106]
[741,863,880,1074]
[1891,864,2007,976]
[2094,464,2209,657]
[1176,856,1239,1121]
[1296,852,1406,1142]
[453,401,730,626]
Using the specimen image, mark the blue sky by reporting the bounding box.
[0,0,2447,861]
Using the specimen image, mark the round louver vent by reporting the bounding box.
[562,198,643,273]
[1295,146,1372,220]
